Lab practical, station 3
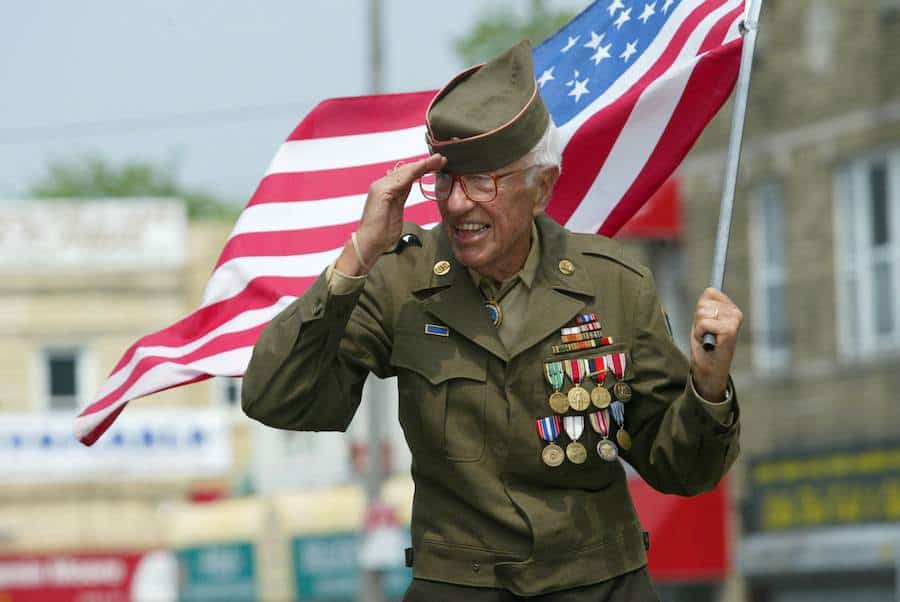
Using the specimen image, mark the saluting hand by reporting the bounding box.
[689,288,743,402]
[336,154,446,276]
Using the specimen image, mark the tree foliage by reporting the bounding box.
[454,0,578,66]
[30,156,239,221]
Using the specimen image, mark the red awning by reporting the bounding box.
[617,178,682,240]
[629,477,730,582]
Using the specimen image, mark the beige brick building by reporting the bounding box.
[674,2,900,600]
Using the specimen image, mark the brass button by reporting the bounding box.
[558,259,575,276]
[433,260,451,276]
[472,560,480,572]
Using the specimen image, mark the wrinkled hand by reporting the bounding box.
[353,154,446,263]
[689,288,743,402]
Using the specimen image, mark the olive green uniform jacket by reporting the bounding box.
[242,214,741,597]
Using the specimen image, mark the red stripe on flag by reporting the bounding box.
[110,275,316,374]
[546,0,729,225]
[249,155,428,206]
[286,91,434,140]
[215,202,441,269]
[698,4,743,55]
[600,40,741,236]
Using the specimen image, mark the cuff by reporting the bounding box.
[326,263,368,295]
[690,375,735,427]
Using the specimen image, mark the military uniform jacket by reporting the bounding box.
[242,214,741,596]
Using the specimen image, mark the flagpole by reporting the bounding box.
[702,0,764,351]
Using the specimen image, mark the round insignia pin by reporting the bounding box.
[542,443,565,467]
[558,259,575,276]
[597,438,619,462]
[433,260,451,276]
[591,386,611,409]
[484,301,503,327]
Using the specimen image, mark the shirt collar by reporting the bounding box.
[467,220,541,291]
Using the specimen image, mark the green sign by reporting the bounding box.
[747,442,900,532]
[177,542,256,602]
[292,532,412,601]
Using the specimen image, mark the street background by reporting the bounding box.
[2,1,899,601]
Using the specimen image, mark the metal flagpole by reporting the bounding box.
[702,0,764,351]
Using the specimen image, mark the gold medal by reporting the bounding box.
[597,438,618,462]
[590,386,611,409]
[548,391,570,414]
[566,441,588,464]
[542,443,565,467]
[616,428,632,451]
[567,385,591,411]
[613,381,632,401]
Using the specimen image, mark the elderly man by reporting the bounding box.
[243,41,742,601]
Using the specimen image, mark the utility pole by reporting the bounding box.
[360,2,385,600]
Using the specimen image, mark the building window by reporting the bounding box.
[836,150,900,356]
[749,180,790,371]
[42,347,84,411]
[217,377,242,408]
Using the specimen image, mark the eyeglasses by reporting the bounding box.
[419,165,537,204]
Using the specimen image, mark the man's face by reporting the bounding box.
[436,157,557,280]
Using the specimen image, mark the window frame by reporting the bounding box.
[36,345,92,412]
[748,178,791,373]
[834,147,900,358]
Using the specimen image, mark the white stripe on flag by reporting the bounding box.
[565,1,742,232]
[266,126,427,174]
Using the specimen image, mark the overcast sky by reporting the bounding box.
[0,0,587,205]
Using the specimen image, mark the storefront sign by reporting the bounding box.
[0,410,231,483]
[176,542,256,602]
[746,441,900,532]
[0,550,176,601]
[292,532,411,601]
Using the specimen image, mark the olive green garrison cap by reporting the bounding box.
[425,40,550,175]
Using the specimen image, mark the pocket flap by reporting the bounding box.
[391,330,486,385]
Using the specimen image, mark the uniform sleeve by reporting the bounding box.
[620,270,740,496]
[241,264,394,432]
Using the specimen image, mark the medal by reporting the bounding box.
[484,301,503,327]
[563,415,588,464]
[608,352,632,401]
[586,357,611,409]
[536,416,565,467]
[610,401,632,451]
[564,359,591,411]
[543,362,570,414]
[588,410,618,462]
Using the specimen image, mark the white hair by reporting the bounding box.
[524,118,563,172]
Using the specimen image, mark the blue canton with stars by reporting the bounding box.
[533,0,683,127]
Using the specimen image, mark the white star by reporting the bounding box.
[608,0,625,16]
[560,35,580,53]
[584,31,605,50]
[620,40,638,61]
[638,2,657,24]
[568,78,590,103]
[537,67,555,88]
[590,43,613,65]
[662,0,674,14]
[614,7,632,29]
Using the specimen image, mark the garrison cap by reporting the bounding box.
[425,40,550,175]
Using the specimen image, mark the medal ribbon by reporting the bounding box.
[563,415,585,441]
[560,330,606,343]
[565,359,584,385]
[544,362,564,391]
[560,322,600,336]
[609,352,627,380]
[535,416,562,442]
[586,357,606,381]
[610,401,625,426]
[575,313,598,325]
[588,410,610,436]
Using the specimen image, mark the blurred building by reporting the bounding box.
[677,2,900,601]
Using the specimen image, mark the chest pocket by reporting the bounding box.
[390,330,488,462]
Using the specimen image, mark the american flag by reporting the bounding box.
[74,0,746,445]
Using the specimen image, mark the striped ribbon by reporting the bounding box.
[588,410,610,436]
[536,416,562,442]
[610,401,625,426]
